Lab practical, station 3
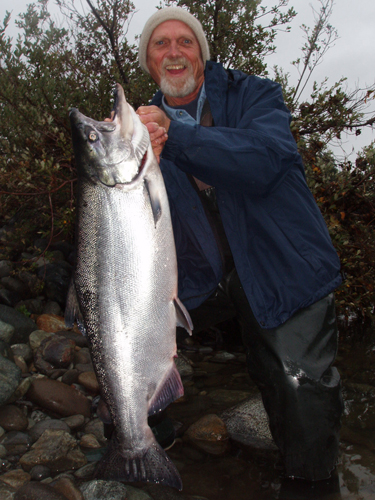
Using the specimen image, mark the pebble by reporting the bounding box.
[14,481,70,500]
[0,355,22,406]
[80,479,128,500]
[0,481,17,500]
[0,304,37,344]
[77,372,99,394]
[1,431,32,456]
[0,468,31,489]
[0,405,29,432]
[41,336,76,369]
[29,464,52,481]
[185,414,230,455]
[0,320,15,344]
[29,330,54,351]
[62,415,85,431]
[26,377,91,417]
[20,429,87,473]
[79,433,101,449]
[28,418,71,443]
[36,314,70,334]
[52,477,84,500]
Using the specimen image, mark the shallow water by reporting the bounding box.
[141,323,375,500]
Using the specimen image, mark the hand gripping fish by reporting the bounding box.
[65,84,193,490]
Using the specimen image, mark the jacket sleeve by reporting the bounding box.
[161,77,302,196]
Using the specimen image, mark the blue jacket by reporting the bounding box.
[151,61,342,328]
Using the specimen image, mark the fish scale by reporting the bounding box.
[66,84,192,490]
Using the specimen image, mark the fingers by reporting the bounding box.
[104,110,115,122]
[136,106,171,132]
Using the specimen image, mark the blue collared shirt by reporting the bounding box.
[162,83,206,125]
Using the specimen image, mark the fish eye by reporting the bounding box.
[88,130,98,142]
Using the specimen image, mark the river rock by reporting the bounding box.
[0,320,15,343]
[0,481,16,500]
[37,263,71,306]
[29,464,51,481]
[62,415,85,432]
[79,433,101,449]
[74,348,91,366]
[51,476,84,500]
[0,354,22,405]
[0,261,12,279]
[220,394,277,450]
[1,431,32,456]
[10,344,33,363]
[77,372,99,394]
[29,330,54,351]
[0,469,31,489]
[26,378,91,417]
[43,301,63,316]
[0,405,29,432]
[36,314,69,334]
[41,335,76,368]
[125,485,154,500]
[185,414,230,455]
[62,369,79,386]
[7,378,32,404]
[1,276,26,298]
[0,287,20,307]
[80,479,128,500]
[14,481,71,500]
[29,419,71,443]
[57,331,88,348]
[83,419,106,446]
[0,305,37,344]
[208,388,251,408]
[19,429,87,473]
[15,298,44,316]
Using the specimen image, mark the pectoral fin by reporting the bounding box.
[65,278,86,336]
[174,297,193,335]
[144,177,162,226]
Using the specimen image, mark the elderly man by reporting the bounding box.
[136,7,343,482]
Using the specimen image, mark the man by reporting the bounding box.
[136,7,343,482]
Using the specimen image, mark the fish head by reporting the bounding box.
[70,84,149,186]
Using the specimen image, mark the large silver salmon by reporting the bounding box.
[65,84,192,490]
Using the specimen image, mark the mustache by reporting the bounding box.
[162,57,191,70]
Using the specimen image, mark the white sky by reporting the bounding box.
[2,0,375,157]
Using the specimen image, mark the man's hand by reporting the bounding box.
[136,106,170,163]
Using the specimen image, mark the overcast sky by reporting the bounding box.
[2,0,374,156]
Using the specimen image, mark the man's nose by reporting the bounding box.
[166,41,183,58]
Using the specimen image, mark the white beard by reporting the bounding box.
[160,58,198,98]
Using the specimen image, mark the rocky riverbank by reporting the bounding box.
[1,240,375,500]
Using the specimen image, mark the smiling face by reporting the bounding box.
[146,20,205,106]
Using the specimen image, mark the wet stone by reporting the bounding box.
[29,464,52,481]
[0,468,31,489]
[26,377,91,417]
[41,336,76,369]
[62,415,85,431]
[125,485,154,499]
[0,481,17,500]
[75,364,93,373]
[43,301,62,316]
[77,372,99,394]
[62,369,79,386]
[79,433,101,449]
[211,351,237,363]
[29,331,54,351]
[14,481,70,500]
[7,378,32,404]
[74,348,91,366]
[36,314,68,334]
[51,476,84,500]
[73,462,96,479]
[83,419,106,446]
[0,320,15,344]
[0,355,22,406]
[13,356,28,374]
[29,418,71,443]
[208,388,251,408]
[1,431,32,456]
[0,405,29,432]
[0,304,37,345]
[19,429,87,473]
[185,414,230,455]
[0,444,6,458]
[15,298,44,316]
[0,261,12,279]
[80,479,128,500]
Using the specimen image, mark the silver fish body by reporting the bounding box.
[66,84,192,490]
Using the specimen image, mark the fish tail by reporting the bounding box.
[94,436,182,490]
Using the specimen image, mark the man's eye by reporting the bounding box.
[156,40,165,45]
[183,39,192,44]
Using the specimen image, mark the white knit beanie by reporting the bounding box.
[138,7,210,74]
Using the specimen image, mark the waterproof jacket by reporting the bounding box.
[151,61,342,329]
